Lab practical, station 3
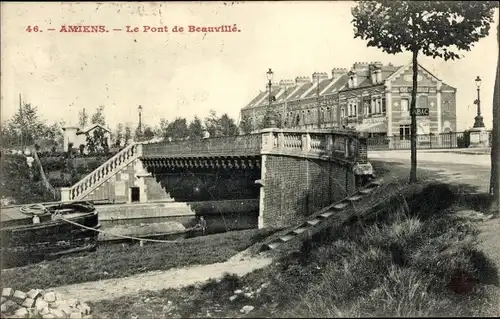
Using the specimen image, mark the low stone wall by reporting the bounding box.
[1,288,92,319]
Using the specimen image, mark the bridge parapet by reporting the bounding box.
[260,128,367,165]
[141,128,367,165]
[141,134,262,158]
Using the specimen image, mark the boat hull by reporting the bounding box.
[1,202,100,268]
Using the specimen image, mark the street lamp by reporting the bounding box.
[316,76,321,129]
[138,105,143,132]
[266,68,276,128]
[473,76,485,128]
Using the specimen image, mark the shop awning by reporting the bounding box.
[356,122,388,133]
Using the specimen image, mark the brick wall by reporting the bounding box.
[441,91,457,132]
[262,155,355,228]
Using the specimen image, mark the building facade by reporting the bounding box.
[241,62,457,139]
[62,124,111,153]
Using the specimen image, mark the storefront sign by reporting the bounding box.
[399,87,430,93]
[416,108,429,116]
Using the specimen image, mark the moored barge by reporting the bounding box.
[1,201,100,268]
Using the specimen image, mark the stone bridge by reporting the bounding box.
[61,129,370,228]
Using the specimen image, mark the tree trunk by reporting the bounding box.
[489,22,500,215]
[410,49,419,184]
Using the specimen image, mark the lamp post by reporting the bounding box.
[138,105,143,132]
[266,68,276,128]
[473,76,485,128]
[316,76,321,129]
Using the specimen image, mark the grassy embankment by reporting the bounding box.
[90,162,499,318]
[0,153,55,205]
[0,229,276,291]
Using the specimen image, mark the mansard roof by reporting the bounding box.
[242,61,452,110]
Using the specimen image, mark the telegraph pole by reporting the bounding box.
[19,93,24,150]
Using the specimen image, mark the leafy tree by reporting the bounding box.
[218,113,239,136]
[134,124,155,142]
[155,118,169,138]
[113,123,124,147]
[166,118,190,141]
[124,123,132,146]
[143,126,155,140]
[85,128,109,154]
[0,102,49,147]
[91,105,106,126]
[490,21,500,215]
[188,116,204,140]
[78,108,89,128]
[239,114,254,135]
[352,0,497,183]
[204,110,220,137]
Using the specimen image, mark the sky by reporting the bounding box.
[1,1,499,131]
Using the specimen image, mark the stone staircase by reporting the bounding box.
[60,143,142,201]
[260,179,382,252]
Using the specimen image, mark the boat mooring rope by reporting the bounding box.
[58,217,183,244]
[20,204,49,216]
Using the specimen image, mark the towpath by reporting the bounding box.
[50,253,271,302]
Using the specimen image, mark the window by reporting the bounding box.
[401,99,409,115]
[399,125,410,140]
[419,95,428,108]
[382,98,386,113]
[363,102,370,115]
[348,100,357,117]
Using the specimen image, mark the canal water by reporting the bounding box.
[96,199,259,242]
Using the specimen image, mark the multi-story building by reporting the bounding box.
[241,61,457,139]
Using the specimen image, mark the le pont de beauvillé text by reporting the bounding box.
[56,25,241,33]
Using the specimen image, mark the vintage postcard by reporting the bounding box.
[1,1,499,318]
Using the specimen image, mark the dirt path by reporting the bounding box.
[51,253,272,302]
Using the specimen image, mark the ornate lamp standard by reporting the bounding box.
[265,68,276,128]
[473,76,485,128]
[138,105,143,132]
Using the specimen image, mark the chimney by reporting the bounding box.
[312,72,329,83]
[348,70,357,88]
[369,62,382,84]
[331,68,348,79]
[352,62,370,71]
[295,76,311,86]
[279,79,295,90]
[266,82,280,91]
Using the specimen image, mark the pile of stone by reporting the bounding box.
[228,282,271,315]
[1,288,92,319]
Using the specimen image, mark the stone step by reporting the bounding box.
[261,241,281,251]
[279,234,295,242]
[347,195,363,202]
[333,202,349,210]
[292,227,308,235]
[359,187,376,194]
[267,242,281,250]
[319,211,335,219]
[307,219,321,226]
[370,179,382,186]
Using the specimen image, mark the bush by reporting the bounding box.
[251,184,497,318]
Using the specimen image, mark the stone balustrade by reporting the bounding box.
[260,128,368,164]
[141,128,367,164]
[60,129,367,202]
[61,143,142,201]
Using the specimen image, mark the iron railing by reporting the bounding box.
[366,131,491,151]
